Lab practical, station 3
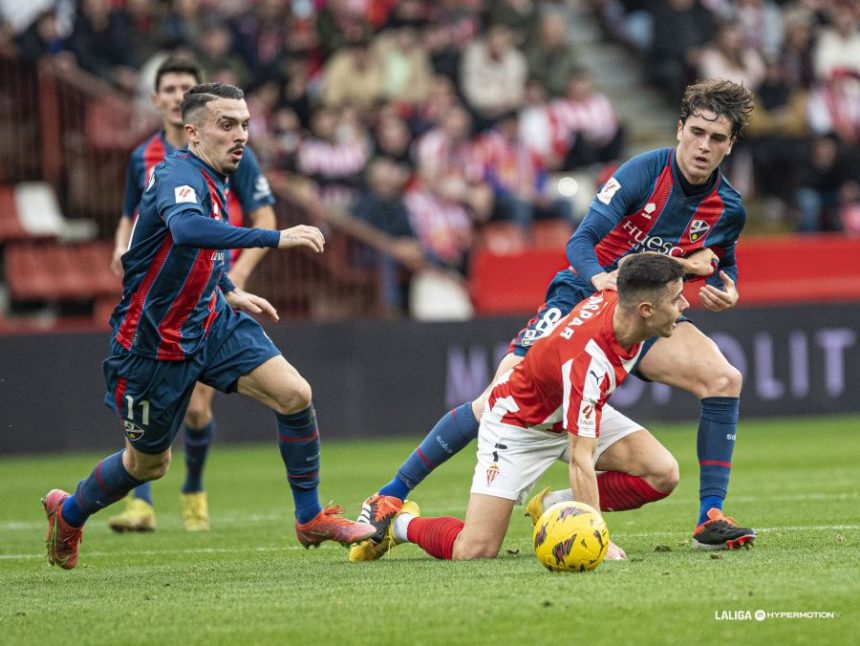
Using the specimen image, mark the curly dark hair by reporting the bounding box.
[681,79,755,139]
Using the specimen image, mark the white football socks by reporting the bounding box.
[392,512,416,543]
[543,488,575,508]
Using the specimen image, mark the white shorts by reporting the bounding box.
[470,404,643,504]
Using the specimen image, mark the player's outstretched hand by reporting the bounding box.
[591,270,618,292]
[278,225,325,253]
[698,270,739,312]
[606,540,628,561]
[225,287,280,322]
[682,247,718,277]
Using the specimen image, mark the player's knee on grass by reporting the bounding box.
[451,531,503,560]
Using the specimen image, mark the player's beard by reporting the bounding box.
[223,147,244,174]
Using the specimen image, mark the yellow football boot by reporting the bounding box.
[108,497,156,533]
[180,491,210,531]
[348,498,421,562]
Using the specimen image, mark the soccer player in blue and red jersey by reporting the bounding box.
[42,83,375,569]
[108,59,277,533]
[352,79,757,559]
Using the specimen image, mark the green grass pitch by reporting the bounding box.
[1,416,857,645]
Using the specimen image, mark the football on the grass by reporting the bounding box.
[532,501,610,572]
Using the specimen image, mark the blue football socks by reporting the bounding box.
[697,396,740,525]
[62,450,145,527]
[379,402,480,501]
[277,406,322,524]
[182,419,215,494]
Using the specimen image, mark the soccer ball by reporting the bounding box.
[532,501,610,572]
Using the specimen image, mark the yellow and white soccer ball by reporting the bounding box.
[532,501,610,572]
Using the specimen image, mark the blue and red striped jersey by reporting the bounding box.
[566,147,745,289]
[111,151,267,360]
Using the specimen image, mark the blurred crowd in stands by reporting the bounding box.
[1,0,859,314]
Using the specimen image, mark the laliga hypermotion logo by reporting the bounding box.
[486,463,500,486]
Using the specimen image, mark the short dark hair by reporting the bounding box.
[154,58,202,92]
[616,253,684,307]
[180,83,245,125]
[681,79,755,139]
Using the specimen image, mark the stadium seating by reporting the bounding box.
[5,241,120,303]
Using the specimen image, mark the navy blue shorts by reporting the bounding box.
[102,308,280,454]
[508,269,689,378]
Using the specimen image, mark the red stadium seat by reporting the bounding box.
[5,241,121,302]
[0,187,29,242]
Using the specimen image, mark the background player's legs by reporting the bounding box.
[236,354,375,546]
[182,383,216,493]
[377,353,524,501]
[636,322,743,525]
[180,383,217,530]
[399,493,514,561]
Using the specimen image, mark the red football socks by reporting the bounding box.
[406,516,465,560]
[598,471,669,511]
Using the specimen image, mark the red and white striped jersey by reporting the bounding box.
[414,129,483,184]
[488,291,642,438]
[550,92,619,146]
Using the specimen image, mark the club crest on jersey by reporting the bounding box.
[641,202,656,219]
[486,463,500,486]
[123,421,145,441]
[689,219,710,242]
[174,185,197,204]
[597,177,621,205]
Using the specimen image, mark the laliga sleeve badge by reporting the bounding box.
[174,185,198,204]
[597,177,621,205]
